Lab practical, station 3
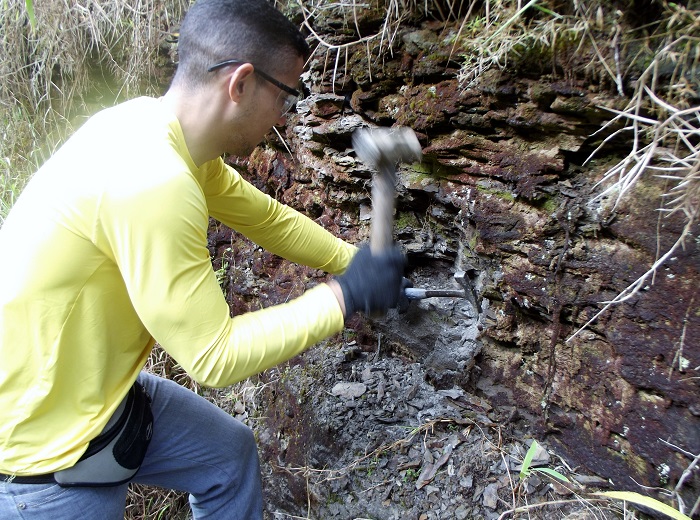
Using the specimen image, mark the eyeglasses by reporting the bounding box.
[207,59,300,116]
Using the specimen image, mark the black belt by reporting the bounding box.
[1,473,56,484]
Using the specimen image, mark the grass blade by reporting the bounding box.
[25,0,36,30]
[595,491,691,520]
[519,440,538,480]
[532,467,570,483]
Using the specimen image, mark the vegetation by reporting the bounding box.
[567,1,699,342]
[1,0,187,224]
[1,0,697,518]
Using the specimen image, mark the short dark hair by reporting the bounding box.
[172,0,310,89]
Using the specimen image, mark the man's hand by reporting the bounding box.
[333,245,406,317]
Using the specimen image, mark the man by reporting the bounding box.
[0,0,406,518]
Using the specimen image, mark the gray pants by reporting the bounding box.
[0,372,263,519]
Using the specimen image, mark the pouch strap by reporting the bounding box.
[2,383,139,485]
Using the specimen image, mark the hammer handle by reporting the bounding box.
[370,164,396,254]
[405,288,466,300]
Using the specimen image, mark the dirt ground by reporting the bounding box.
[192,294,626,520]
[243,333,624,520]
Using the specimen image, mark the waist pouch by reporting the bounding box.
[54,381,154,487]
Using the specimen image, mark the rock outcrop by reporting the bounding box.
[209,9,699,516]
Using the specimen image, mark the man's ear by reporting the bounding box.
[227,63,256,103]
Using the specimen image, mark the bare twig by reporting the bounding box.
[668,295,696,379]
[497,497,610,519]
[274,418,468,484]
[568,25,699,342]
[297,0,390,91]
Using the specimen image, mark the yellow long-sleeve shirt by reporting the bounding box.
[0,96,357,475]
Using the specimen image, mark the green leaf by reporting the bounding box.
[519,440,538,480]
[532,467,570,483]
[25,0,36,30]
[595,491,691,520]
[532,4,562,18]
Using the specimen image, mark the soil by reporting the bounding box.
[203,322,617,520]
[193,268,619,520]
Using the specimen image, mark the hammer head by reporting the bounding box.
[454,269,482,314]
[352,127,422,169]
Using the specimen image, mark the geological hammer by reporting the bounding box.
[352,127,422,253]
[405,271,468,300]
[405,270,482,313]
[353,127,482,314]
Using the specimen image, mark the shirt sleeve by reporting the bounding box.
[203,160,358,275]
[96,165,348,387]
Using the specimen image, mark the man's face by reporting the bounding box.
[226,55,305,157]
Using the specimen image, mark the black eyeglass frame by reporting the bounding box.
[207,59,300,98]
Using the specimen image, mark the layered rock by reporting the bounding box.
[210,12,699,512]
